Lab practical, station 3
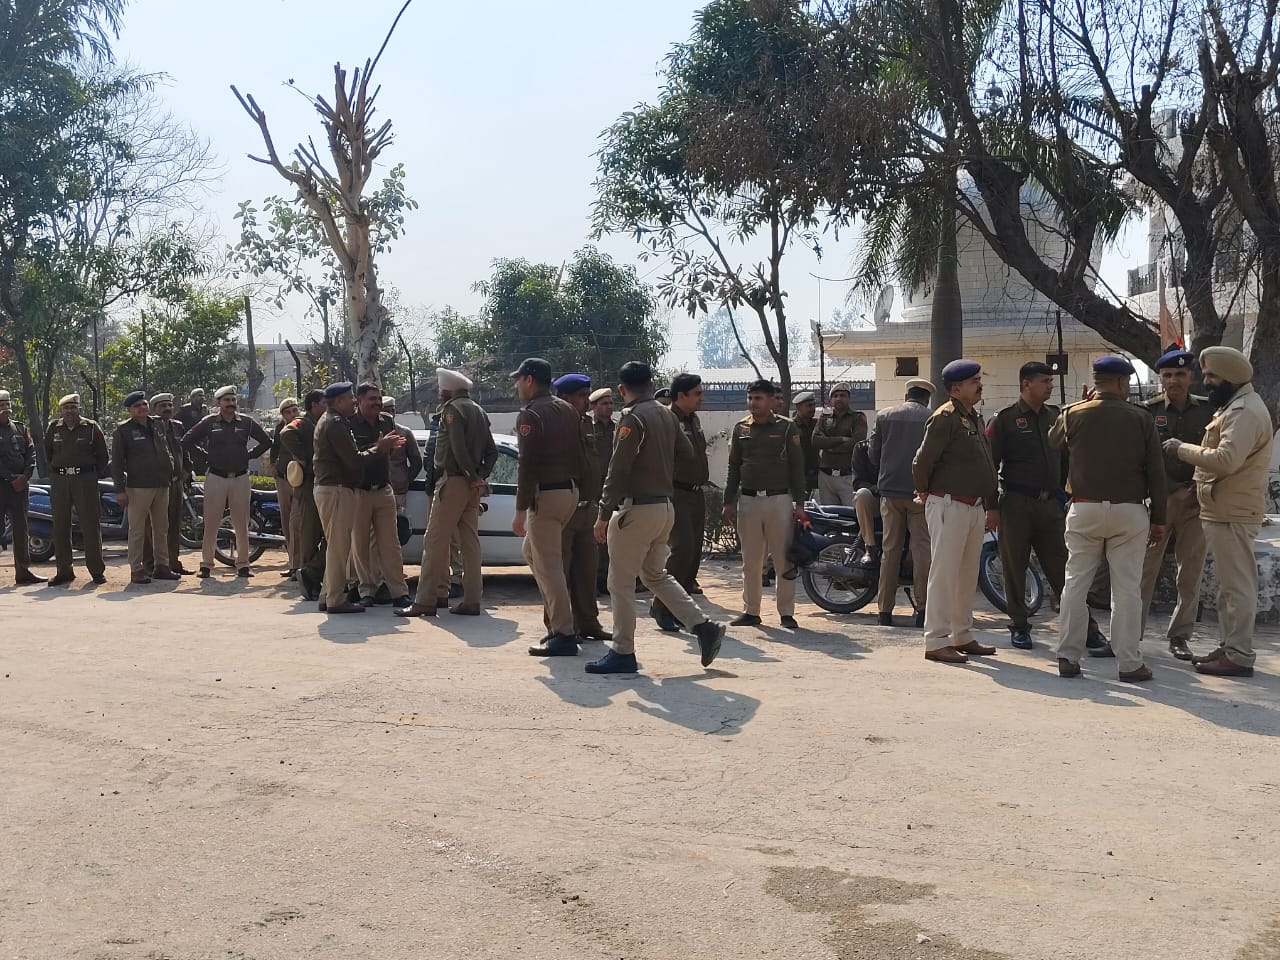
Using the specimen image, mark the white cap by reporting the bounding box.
[792,391,816,405]
[437,368,472,391]
[213,385,237,400]
[589,387,612,403]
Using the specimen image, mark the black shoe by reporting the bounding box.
[280,569,295,578]
[91,573,107,585]
[1010,629,1033,650]
[448,583,464,599]
[318,600,326,612]
[580,629,613,643]
[528,634,579,657]
[48,572,76,587]
[172,564,193,575]
[597,581,609,596]
[392,595,412,608]
[358,595,375,608]
[299,571,320,602]
[585,650,639,674]
[689,585,704,595]
[373,583,393,605]
[1086,624,1115,658]
[729,612,761,627]
[15,574,47,585]
[877,611,894,627]
[651,607,682,632]
[197,567,211,579]
[346,586,361,604]
[780,615,799,630]
[237,567,252,578]
[913,610,925,629]
[693,621,726,667]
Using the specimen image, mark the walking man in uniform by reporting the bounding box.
[868,379,934,627]
[398,368,497,618]
[278,390,327,601]
[143,393,191,577]
[0,389,43,585]
[1051,356,1167,681]
[1165,346,1274,677]
[587,361,727,674]
[271,397,302,577]
[513,358,589,657]
[182,385,271,578]
[987,362,1106,651]
[652,372,708,632]
[44,393,109,585]
[792,391,820,498]
[313,382,403,614]
[811,383,866,506]
[348,384,410,607]
[912,360,999,663]
[1139,347,1213,660]
[112,392,179,584]
[722,379,808,629]
[590,386,616,595]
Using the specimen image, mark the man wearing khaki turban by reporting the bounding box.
[1164,346,1274,677]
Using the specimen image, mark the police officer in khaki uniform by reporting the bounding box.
[811,382,867,506]
[348,383,410,607]
[271,397,302,576]
[912,360,999,663]
[513,358,589,657]
[589,387,616,594]
[723,379,808,629]
[398,368,497,619]
[987,362,1106,652]
[792,391,820,497]
[0,389,43,585]
[1138,346,1213,660]
[313,382,404,614]
[1050,356,1167,681]
[181,384,271,577]
[651,372,709,632]
[112,391,179,584]
[142,393,192,577]
[587,362,726,674]
[44,393,109,585]
[278,390,327,601]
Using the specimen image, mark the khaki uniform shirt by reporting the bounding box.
[515,391,586,511]
[0,419,35,480]
[811,408,868,472]
[182,412,271,474]
[912,400,998,503]
[599,394,693,519]
[111,417,173,490]
[278,414,318,486]
[44,418,109,475]
[387,423,423,496]
[987,399,1063,496]
[313,410,369,487]
[1048,395,1167,524]
[350,413,396,489]
[593,415,616,476]
[724,415,807,506]
[1145,393,1213,488]
[1176,383,1274,524]
[671,405,709,488]
[436,392,497,483]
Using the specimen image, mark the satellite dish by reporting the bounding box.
[872,284,895,327]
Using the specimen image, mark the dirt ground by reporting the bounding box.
[2,545,1279,960]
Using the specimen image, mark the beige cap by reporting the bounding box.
[213,385,237,400]
[792,391,816,405]
[381,396,395,407]
[437,368,472,392]
[1199,346,1253,383]
[149,393,174,406]
[906,378,936,395]
[589,387,612,403]
[278,396,299,413]
[0,390,10,402]
[829,382,852,394]
[59,393,81,407]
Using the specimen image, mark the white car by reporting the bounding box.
[402,431,527,566]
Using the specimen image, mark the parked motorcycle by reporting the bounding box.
[22,481,128,563]
[796,502,1044,616]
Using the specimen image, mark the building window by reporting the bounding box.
[894,357,919,377]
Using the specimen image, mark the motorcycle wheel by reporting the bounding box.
[179,496,204,549]
[800,536,877,614]
[978,541,1044,615]
[28,532,55,563]
[213,512,266,567]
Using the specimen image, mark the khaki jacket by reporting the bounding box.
[1176,384,1274,524]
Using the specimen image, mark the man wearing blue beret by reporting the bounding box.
[111,391,180,584]
[1049,356,1167,681]
[1138,346,1213,660]
[911,359,999,663]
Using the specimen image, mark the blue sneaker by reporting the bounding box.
[585,650,639,674]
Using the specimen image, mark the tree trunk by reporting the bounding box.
[1248,251,1280,428]
[929,205,964,407]
[244,296,264,409]
[13,345,48,477]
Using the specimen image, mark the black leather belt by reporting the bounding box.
[538,480,574,491]
[1003,482,1054,501]
[741,488,789,497]
[820,467,851,477]
[629,495,670,505]
[673,481,703,492]
[54,466,90,476]
[208,468,247,478]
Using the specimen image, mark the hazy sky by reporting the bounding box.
[113,0,1147,367]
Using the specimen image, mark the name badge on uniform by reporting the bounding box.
[1015,417,1028,430]
[1155,415,1168,427]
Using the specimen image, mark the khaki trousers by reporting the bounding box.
[818,471,854,506]
[126,486,168,575]
[292,482,325,582]
[275,477,297,569]
[653,486,704,618]
[1139,491,1207,641]
[0,482,31,578]
[854,487,878,547]
[143,479,182,575]
[606,500,706,655]
[737,493,796,616]
[877,497,929,614]
[314,485,356,607]
[201,472,251,569]
[50,474,103,578]
[1202,520,1261,667]
[922,495,984,650]
[414,476,483,607]
[523,487,579,636]
[997,492,1069,632]
[544,503,604,634]
[1057,501,1149,672]
[352,486,406,597]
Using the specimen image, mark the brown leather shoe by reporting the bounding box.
[1192,646,1227,665]
[394,602,437,618]
[925,647,969,664]
[130,573,152,584]
[1058,658,1081,678]
[449,605,481,616]
[1194,656,1254,677]
[953,639,996,656]
[1168,638,1193,661]
[326,601,367,614]
[152,567,181,581]
[1119,664,1153,683]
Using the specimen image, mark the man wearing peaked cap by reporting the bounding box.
[1049,354,1166,681]
[791,391,819,499]
[0,387,44,585]
[1138,345,1213,661]
[112,389,179,584]
[143,392,193,577]
[812,382,867,508]
[1164,345,1273,677]
[912,359,999,662]
[270,397,303,577]
[588,385,617,595]
[45,389,110,585]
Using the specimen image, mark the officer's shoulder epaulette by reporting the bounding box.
[1189,393,1210,403]
[736,414,752,425]
[1143,393,1166,409]
[933,401,956,416]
